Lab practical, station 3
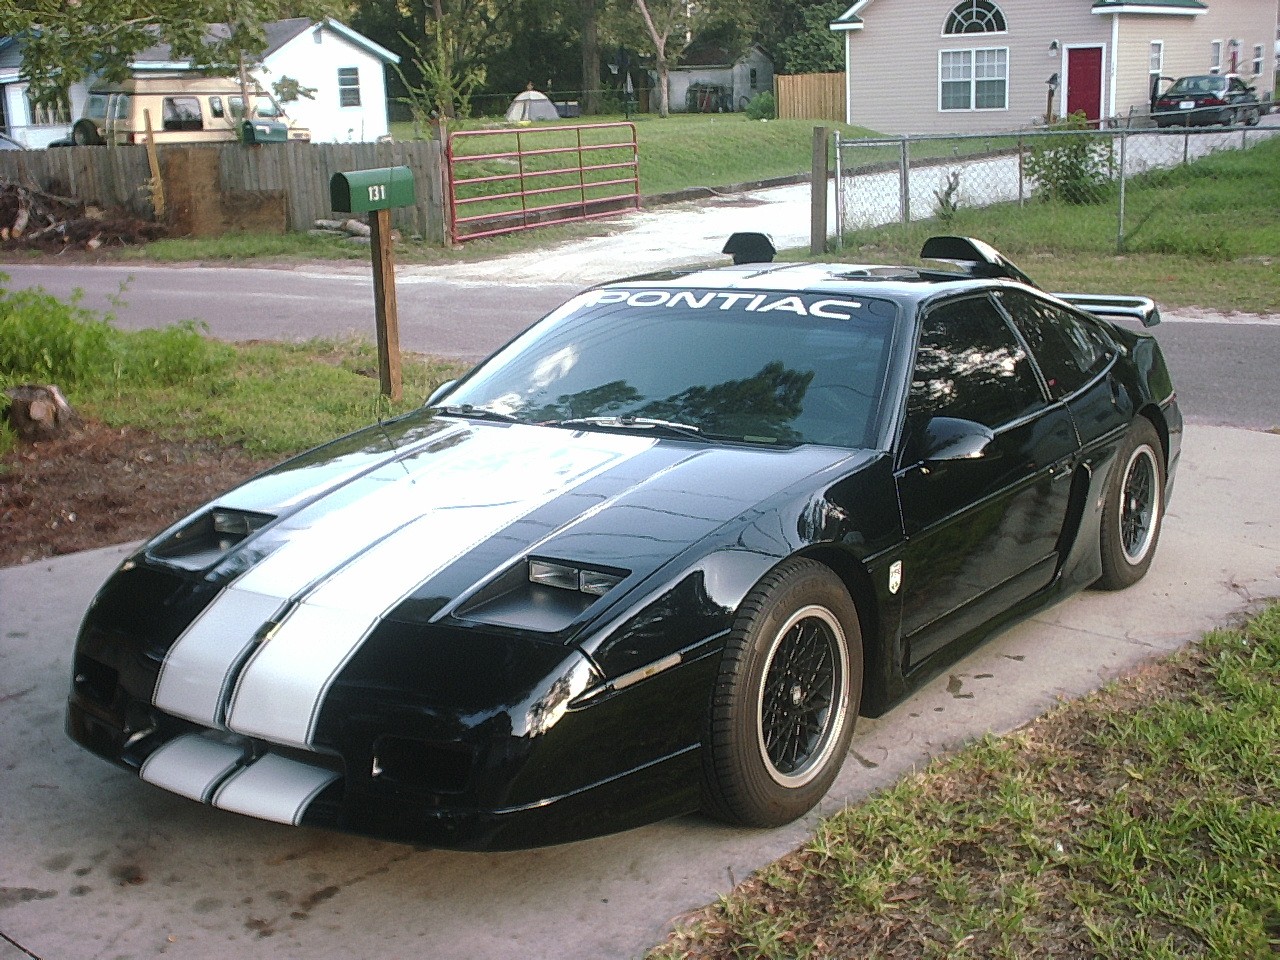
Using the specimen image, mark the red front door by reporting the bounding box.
[1066,47,1104,124]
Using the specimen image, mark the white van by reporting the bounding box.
[71,76,311,146]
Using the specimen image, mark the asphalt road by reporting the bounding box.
[0,261,579,363]
[2,259,1277,429]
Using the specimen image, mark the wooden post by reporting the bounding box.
[143,109,165,219]
[810,125,829,256]
[368,208,402,401]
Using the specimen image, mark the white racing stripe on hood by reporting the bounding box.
[156,424,653,748]
[153,590,285,726]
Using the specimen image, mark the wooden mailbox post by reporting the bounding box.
[330,167,415,401]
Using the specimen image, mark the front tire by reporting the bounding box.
[703,558,862,827]
[1096,419,1165,590]
[71,119,103,146]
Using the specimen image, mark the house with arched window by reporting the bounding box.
[830,0,1276,133]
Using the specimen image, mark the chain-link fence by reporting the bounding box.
[833,123,1277,252]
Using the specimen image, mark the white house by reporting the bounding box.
[0,18,398,147]
[830,0,1277,134]
[0,37,83,148]
[664,45,774,112]
[252,18,399,143]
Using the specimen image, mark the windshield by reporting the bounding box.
[441,287,899,448]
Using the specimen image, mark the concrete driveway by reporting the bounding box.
[3,424,1278,960]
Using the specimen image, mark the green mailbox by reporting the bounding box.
[330,166,415,213]
[241,119,289,144]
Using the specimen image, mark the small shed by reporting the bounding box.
[664,45,774,113]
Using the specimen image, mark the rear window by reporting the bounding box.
[1168,76,1225,95]
[84,95,109,120]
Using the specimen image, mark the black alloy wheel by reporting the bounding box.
[1097,418,1165,590]
[703,558,863,827]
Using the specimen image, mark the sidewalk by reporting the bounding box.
[2,423,1278,960]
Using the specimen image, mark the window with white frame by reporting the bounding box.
[1209,40,1222,73]
[939,47,1007,110]
[944,0,1006,34]
[26,90,70,125]
[1148,40,1164,100]
[1252,44,1264,76]
[338,67,361,107]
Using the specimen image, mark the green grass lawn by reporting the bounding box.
[651,603,1280,959]
[396,113,872,197]
[828,135,1280,314]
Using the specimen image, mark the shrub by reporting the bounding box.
[0,275,233,390]
[745,91,776,121]
[1024,112,1112,205]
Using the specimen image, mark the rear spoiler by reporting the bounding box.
[920,236,1038,288]
[917,237,1161,328]
[1053,293,1161,327]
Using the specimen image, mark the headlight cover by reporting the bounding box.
[148,508,275,571]
[454,557,630,634]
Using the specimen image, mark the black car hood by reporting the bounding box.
[191,413,866,598]
[139,414,867,749]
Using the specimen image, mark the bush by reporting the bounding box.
[0,276,233,390]
[745,91,776,121]
[1024,112,1112,205]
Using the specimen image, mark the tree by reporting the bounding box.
[615,0,762,118]
[352,0,512,118]
[626,0,687,118]
[770,0,845,74]
[581,0,602,114]
[5,1,339,105]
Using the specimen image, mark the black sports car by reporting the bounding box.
[67,236,1181,850]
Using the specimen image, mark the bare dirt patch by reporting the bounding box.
[0,422,272,567]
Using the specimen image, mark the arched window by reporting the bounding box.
[945,0,1007,34]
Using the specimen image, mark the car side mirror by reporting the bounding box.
[425,380,456,406]
[917,416,995,464]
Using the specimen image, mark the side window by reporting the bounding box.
[338,67,361,107]
[209,97,225,119]
[997,290,1113,399]
[908,296,1045,430]
[162,97,202,131]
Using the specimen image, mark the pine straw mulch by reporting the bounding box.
[0,420,272,567]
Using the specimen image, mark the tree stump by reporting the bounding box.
[4,385,84,442]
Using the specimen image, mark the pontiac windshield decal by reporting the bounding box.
[581,289,867,320]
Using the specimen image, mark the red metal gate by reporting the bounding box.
[446,122,640,243]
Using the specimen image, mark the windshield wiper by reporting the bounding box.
[430,404,523,424]
[553,415,709,442]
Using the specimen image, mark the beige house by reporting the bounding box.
[830,0,1277,133]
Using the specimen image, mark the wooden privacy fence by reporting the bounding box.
[776,73,846,123]
[0,140,448,243]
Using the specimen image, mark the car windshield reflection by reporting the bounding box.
[443,289,899,449]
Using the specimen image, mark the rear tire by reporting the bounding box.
[702,558,862,827]
[1096,419,1164,590]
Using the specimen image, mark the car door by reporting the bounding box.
[895,294,1080,668]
